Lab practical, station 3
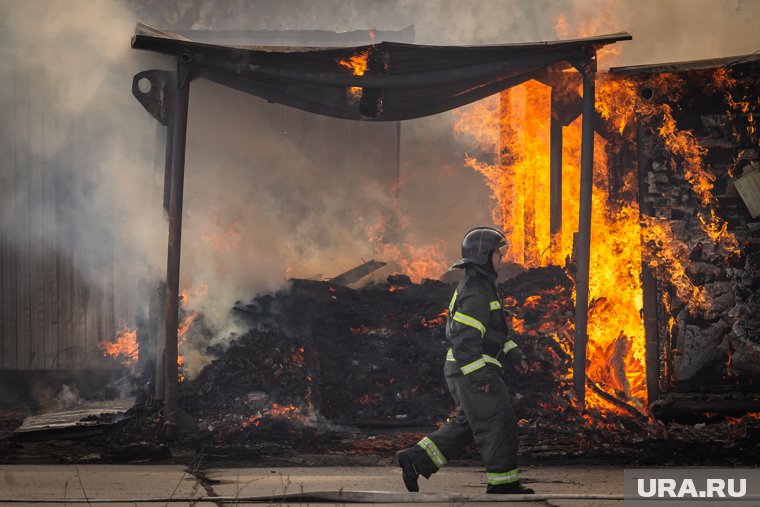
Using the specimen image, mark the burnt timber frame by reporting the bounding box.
[637,124,661,405]
[611,54,760,416]
[525,64,596,405]
[132,34,630,437]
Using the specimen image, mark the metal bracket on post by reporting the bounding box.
[131,70,176,126]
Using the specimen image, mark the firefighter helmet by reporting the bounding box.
[450,226,508,269]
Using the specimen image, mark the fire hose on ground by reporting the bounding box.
[0,490,630,503]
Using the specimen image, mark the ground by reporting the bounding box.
[0,464,623,506]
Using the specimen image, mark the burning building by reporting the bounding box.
[1,4,759,466]
[608,55,760,418]
[127,26,632,437]
[451,52,760,420]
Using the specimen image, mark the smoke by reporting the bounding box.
[1,0,756,373]
[128,0,760,65]
[0,0,169,332]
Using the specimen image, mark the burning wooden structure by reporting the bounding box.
[444,52,760,421]
[129,25,630,437]
[607,54,760,418]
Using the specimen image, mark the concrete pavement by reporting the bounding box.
[0,464,624,506]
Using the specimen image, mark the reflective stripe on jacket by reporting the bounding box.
[444,265,520,377]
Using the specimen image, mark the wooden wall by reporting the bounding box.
[0,66,118,371]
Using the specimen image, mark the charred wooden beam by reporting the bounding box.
[131,70,176,212]
[541,71,582,126]
[587,377,648,422]
[572,53,597,406]
[330,260,387,287]
[651,398,760,420]
[637,124,660,408]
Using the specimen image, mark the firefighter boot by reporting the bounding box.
[486,481,535,494]
[396,450,420,492]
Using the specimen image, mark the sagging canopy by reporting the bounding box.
[131,31,631,121]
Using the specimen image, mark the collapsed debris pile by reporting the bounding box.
[179,266,631,442]
[173,262,760,463]
[4,265,760,465]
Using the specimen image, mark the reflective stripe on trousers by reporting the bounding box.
[487,469,519,485]
[416,436,447,469]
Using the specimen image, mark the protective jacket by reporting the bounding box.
[444,264,522,379]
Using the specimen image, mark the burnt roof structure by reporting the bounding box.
[129,25,631,437]
[132,30,630,121]
[609,52,760,75]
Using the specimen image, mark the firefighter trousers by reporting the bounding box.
[403,371,518,481]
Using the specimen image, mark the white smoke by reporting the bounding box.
[1,0,756,374]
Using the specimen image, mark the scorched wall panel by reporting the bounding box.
[0,67,118,371]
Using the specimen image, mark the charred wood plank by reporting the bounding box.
[586,377,648,422]
[329,260,386,286]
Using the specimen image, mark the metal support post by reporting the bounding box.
[163,52,192,440]
[572,53,596,406]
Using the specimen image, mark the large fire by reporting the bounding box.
[454,62,742,417]
[455,80,646,414]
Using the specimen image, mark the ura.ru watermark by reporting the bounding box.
[637,477,745,498]
[625,469,759,505]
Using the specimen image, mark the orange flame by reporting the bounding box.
[200,215,241,252]
[337,50,369,101]
[177,355,186,383]
[640,215,708,311]
[455,52,750,417]
[242,415,262,428]
[361,213,448,283]
[241,403,311,428]
[98,326,138,366]
[358,393,382,405]
[455,79,647,412]
[599,71,740,255]
[338,51,369,76]
[421,311,448,328]
[179,283,209,308]
[178,311,198,338]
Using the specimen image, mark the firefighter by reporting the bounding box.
[396,226,534,495]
